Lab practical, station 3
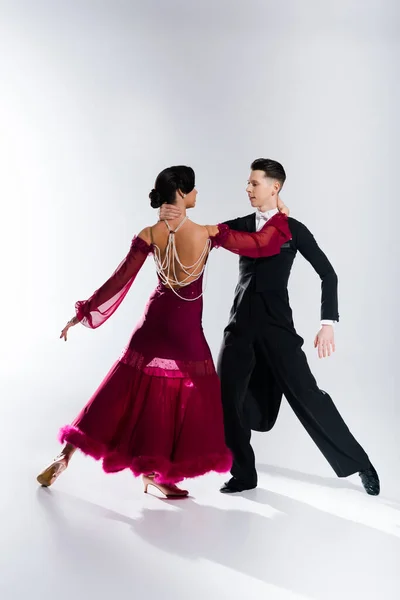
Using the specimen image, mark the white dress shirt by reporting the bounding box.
[255,208,335,327]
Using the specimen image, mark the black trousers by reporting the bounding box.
[217,289,370,484]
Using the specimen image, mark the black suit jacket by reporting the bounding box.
[221,213,339,431]
[223,213,339,322]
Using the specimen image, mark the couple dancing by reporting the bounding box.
[37,158,379,498]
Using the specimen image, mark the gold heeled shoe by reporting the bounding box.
[36,456,69,487]
[142,474,189,498]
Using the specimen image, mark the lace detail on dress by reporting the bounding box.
[120,347,216,379]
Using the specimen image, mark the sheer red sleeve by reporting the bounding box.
[75,236,152,329]
[210,212,291,258]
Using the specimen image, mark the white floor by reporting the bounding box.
[1,436,399,600]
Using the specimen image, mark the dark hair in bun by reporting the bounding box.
[149,165,195,209]
[149,188,162,209]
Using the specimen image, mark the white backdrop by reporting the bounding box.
[0,0,399,501]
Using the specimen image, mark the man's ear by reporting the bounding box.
[272,181,280,195]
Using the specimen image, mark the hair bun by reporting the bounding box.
[149,188,162,209]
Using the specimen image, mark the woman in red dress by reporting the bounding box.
[37,165,291,498]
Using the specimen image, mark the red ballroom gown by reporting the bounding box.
[59,213,291,484]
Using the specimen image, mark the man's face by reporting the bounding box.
[246,170,279,210]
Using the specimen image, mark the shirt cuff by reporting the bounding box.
[320,320,336,326]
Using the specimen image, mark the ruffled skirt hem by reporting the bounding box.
[59,425,232,484]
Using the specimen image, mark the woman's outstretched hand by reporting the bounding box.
[60,316,79,341]
[277,195,290,216]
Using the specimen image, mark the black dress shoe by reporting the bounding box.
[220,477,257,494]
[359,463,380,496]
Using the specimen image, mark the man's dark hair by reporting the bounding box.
[251,158,286,188]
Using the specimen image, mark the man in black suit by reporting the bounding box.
[160,158,379,496]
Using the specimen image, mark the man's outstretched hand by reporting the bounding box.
[314,325,335,359]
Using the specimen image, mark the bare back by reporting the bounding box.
[149,218,211,289]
